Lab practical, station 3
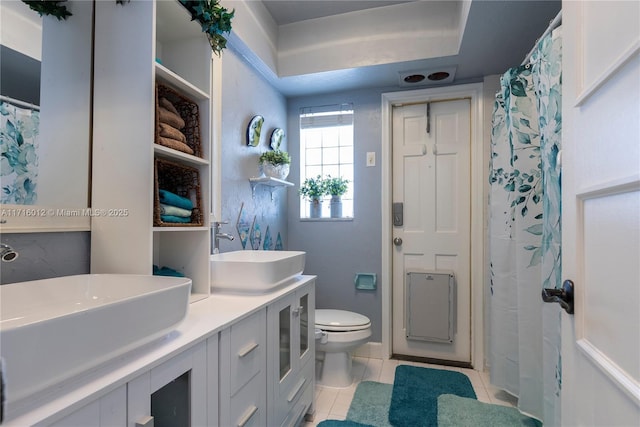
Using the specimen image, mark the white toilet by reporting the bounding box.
[315,309,372,387]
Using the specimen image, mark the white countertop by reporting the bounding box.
[5,275,315,426]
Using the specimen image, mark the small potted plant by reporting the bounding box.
[325,176,350,218]
[259,149,291,180]
[299,175,328,218]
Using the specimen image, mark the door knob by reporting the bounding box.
[542,279,574,314]
[393,237,403,246]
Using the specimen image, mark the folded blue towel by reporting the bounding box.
[160,214,192,223]
[153,265,185,277]
[160,203,192,218]
[159,189,193,211]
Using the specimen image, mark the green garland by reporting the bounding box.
[179,0,234,56]
[22,1,72,20]
[22,0,233,56]
[22,0,129,20]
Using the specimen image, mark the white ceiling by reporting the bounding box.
[262,0,414,25]
[235,1,561,97]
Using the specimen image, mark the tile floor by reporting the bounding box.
[302,357,518,426]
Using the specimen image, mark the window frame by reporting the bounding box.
[299,104,354,220]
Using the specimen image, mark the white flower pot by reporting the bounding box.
[309,199,322,218]
[330,196,343,218]
[261,162,290,180]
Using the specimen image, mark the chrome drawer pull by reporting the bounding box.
[237,342,259,358]
[287,377,307,403]
[237,405,258,427]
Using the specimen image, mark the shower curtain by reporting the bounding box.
[489,27,562,424]
[0,100,39,204]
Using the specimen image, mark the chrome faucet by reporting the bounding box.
[0,243,18,262]
[212,221,235,254]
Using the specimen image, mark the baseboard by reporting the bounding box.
[353,342,383,359]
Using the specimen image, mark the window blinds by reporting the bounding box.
[300,104,354,129]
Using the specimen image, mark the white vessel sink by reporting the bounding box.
[0,274,191,406]
[210,250,305,294]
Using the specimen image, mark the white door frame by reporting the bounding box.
[381,83,486,369]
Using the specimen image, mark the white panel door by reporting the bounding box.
[391,99,471,363]
[561,1,640,425]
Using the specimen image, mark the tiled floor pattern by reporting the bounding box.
[302,357,518,426]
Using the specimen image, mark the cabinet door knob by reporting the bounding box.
[542,279,575,314]
[135,416,154,427]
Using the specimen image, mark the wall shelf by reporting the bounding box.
[249,176,294,199]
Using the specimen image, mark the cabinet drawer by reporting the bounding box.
[230,310,266,394]
[280,361,314,427]
[230,374,266,427]
[280,357,314,425]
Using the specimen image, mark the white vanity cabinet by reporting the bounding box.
[7,279,316,427]
[44,342,208,427]
[48,386,127,427]
[127,341,208,427]
[267,281,316,427]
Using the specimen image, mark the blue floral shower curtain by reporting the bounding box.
[0,101,39,204]
[489,28,562,424]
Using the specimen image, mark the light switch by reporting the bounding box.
[366,152,376,167]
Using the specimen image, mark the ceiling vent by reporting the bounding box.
[398,66,457,87]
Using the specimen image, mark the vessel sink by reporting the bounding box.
[0,274,191,406]
[210,250,305,294]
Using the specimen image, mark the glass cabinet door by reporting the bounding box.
[279,305,291,381]
[299,294,309,360]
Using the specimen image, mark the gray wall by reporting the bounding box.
[219,47,288,251]
[287,88,389,342]
[0,232,90,284]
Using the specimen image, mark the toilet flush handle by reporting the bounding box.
[315,329,328,344]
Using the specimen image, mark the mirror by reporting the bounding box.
[0,0,92,231]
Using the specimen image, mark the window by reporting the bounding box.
[299,104,354,219]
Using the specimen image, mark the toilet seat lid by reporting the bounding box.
[315,309,371,332]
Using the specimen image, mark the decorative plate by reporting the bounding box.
[246,115,264,147]
[270,128,285,150]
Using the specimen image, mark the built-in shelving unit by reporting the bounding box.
[92,0,216,302]
[249,176,294,199]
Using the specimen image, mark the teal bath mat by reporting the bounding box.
[389,365,476,427]
[438,394,542,427]
[346,381,394,427]
[317,421,374,427]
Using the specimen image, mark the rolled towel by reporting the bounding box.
[159,122,187,142]
[159,97,180,115]
[157,135,194,155]
[159,189,193,211]
[158,106,185,129]
[153,264,185,277]
[160,214,192,224]
[160,203,192,218]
